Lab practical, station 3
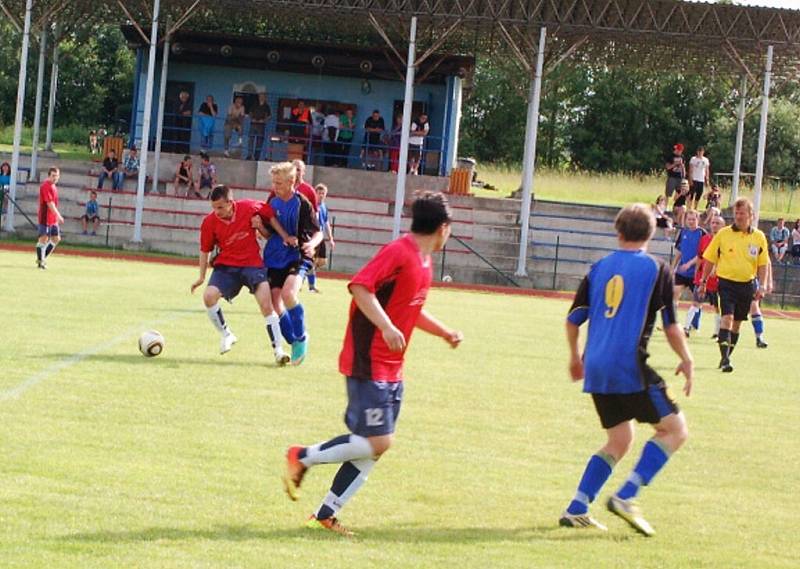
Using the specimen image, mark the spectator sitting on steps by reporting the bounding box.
[81,190,101,236]
[121,147,140,189]
[770,217,791,264]
[98,149,122,190]
[174,155,194,197]
[195,153,218,199]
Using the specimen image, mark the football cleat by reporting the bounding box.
[606,496,655,537]
[291,337,308,366]
[282,445,307,501]
[275,350,291,366]
[756,338,768,349]
[558,511,608,531]
[305,515,354,537]
[683,328,691,338]
[220,331,237,355]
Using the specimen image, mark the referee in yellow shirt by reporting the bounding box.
[698,198,768,373]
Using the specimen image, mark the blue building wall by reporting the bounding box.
[131,53,456,172]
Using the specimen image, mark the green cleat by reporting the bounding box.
[606,495,655,537]
[305,514,354,537]
[559,511,607,531]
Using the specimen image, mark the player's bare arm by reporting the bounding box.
[191,251,210,293]
[565,321,583,382]
[416,309,463,348]
[755,263,768,300]
[349,284,406,352]
[47,201,65,224]
[663,323,693,396]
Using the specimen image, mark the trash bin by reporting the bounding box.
[456,157,477,182]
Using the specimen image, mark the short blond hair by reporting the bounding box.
[270,161,297,182]
[734,197,754,213]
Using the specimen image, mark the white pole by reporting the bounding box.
[447,76,463,173]
[151,23,171,195]
[752,45,772,229]
[30,23,48,182]
[133,0,161,243]
[44,22,60,152]
[392,16,417,240]
[731,75,747,203]
[515,27,546,277]
[4,0,33,233]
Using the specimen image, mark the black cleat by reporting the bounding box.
[756,338,768,349]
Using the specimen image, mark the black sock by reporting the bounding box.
[44,242,56,257]
[36,244,44,262]
[729,332,740,355]
[718,329,731,359]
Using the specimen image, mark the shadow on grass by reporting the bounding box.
[60,523,631,544]
[40,353,258,367]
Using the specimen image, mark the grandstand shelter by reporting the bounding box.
[3,0,800,278]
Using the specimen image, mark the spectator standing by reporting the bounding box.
[0,161,11,214]
[198,95,218,151]
[223,96,246,157]
[672,179,690,227]
[362,109,385,170]
[408,112,430,175]
[173,155,194,197]
[88,130,99,155]
[388,114,403,174]
[248,92,271,161]
[322,108,340,166]
[195,153,218,199]
[337,108,356,167]
[792,219,800,265]
[687,147,710,211]
[769,218,791,264]
[81,190,101,236]
[121,147,140,188]
[98,149,122,190]
[665,143,686,202]
[291,100,312,141]
[173,90,193,154]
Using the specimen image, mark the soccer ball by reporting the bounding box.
[138,330,165,357]
[442,275,453,283]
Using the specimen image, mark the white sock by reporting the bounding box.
[265,313,284,354]
[206,303,228,335]
[684,306,697,330]
[301,434,373,467]
[714,314,721,335]
[316,458,376,519]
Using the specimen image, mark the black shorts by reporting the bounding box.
[705,290,719,309]
[268,259,312,289]
[409,145,422,160]
[675,273,695,290]
[592,384,679,429]
[656,217,670,228]
[718,278,755,321]
[690,181,704,201]
[81,214,100,222]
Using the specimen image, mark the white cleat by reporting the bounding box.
[220,332,238,355]
[274,351,291,366]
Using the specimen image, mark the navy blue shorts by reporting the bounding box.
[267,259,312,289]
[208,265,268,301]
[344,376,404,437]
[37,224,60,237]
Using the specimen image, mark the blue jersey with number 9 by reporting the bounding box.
[567,250,676,394]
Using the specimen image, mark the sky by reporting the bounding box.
[716,0,799,8]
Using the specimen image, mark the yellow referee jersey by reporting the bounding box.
[702,225,768,282]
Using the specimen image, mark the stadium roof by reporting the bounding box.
[3,1,800,80]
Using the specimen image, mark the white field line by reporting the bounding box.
[0,315,185,402]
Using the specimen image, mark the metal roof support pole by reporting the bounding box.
[445,76,463,174]
[30,22,48,182]
[752,45,773,228]
[44,22,60,152]
[151,19,171,195]
[133,0,160,243]
[515,27,546,277]
[731,75,747,203]
[392,15,417,240]
[4,0,33,233]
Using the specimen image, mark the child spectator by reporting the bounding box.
[408,112,430,175]
[98,149,122,190]
[704,183,722,210]
[652,194,674,237]
[791,219,800,265]
[195,153,218,199]
[672,179,690,227]
[388,114,403,173]
[81,190,101,236]
[0,162,11,213]
[223,96,246,157]
[173,155,194,197]
[770,218,791,264]
[121,147,140,188]
[88,130,99,155]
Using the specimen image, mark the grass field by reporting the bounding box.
[1,250,798,568]
[477,164,800,221]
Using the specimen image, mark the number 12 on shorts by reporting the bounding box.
[365,408,384,427]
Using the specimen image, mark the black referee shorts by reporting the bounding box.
[718,278,755,321]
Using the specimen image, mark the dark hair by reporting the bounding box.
[200,152,209,160]
[0,162,10,174]
[614,203,655,242]
[183,155,191,161]
[90,190,97,197]
[209,184,231,202]
[410,191,453,235]
[48,167,59,176]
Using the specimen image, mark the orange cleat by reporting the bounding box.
[305,514,354,537]
[282,445,307,501]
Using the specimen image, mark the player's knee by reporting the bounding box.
[369,436,393,457]
[202,288,220,307]
[51,235,61,244]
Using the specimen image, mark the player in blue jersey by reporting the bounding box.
[253,162,321,365]
[307,183,334,293]
[560,203,694,537]
[671,210,707,337]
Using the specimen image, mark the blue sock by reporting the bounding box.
[751,314,764,336]
[616,440,670,500]
[566,453,615,515]
[278,311,296,344]
[288,304,306,342]
[692,309,701,330]
[308,272,317,288]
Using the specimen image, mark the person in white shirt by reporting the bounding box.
[688,146,710,211]
[408,113,430,175]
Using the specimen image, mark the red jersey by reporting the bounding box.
[339,234,432,382]
[200,199,275,268]
[295,181,318,211]
[694,232,719,292]
[38,180,59,225]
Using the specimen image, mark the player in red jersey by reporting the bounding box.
[36,167,65,269]
[190,185,295,364]
[694,213,724,338]
[291,159,318,211]
[281,192,463,536]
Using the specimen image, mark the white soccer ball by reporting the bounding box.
[138,330,165,357]
[442,275,453,283]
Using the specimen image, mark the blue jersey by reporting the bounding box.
[674,227,706,278]
[263,192,319,269]
[85,200,99,217]
[318,203,329,234]
[567,249,676,394]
